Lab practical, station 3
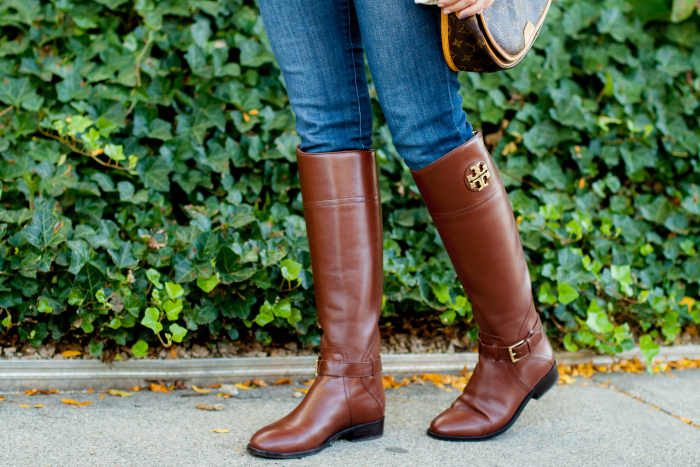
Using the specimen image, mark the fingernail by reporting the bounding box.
[458,11,466,18]
[443,9,451,14]
[437,3,445,6]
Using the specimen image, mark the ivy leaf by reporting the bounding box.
[21,205,71,251]
[141,307,163,334]
[37,298,53,314]
[107,241,138,269]
[197,275,218,293]
[164,282,184,300]
[104,144,126,162]
[280,259,301,281]
[255,301,275,326]
[137,157,171,192]
[586,301,614,334]
[639,334,660,368]
[670,0,699,22]
[132,340,148,357]
[163,299,183,321]
[0,77,37,106]
[173,254,214,283]
[169,323,187,343]
[272,299,292,319]
[557,283,580,305]
[88,339,103,356]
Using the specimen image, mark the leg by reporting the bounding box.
[258,0,373,153]
[248,0,385,458]
[352,1,557,439]
[352,0,474,170]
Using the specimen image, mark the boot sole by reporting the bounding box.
[427,363,559,442]
[246,417,384,459]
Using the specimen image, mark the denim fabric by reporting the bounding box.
[258,0,474,170]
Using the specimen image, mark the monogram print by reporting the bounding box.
[443,0,551,73]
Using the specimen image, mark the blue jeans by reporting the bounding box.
[258,0,474,170]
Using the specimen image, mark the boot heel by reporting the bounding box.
[532,364,559,400]
[343,418,384,442]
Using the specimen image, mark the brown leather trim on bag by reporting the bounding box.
[441,13,460,72]
[316,357,382,378]
[479,0,552,62]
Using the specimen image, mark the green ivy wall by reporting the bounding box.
[0,0,698,362]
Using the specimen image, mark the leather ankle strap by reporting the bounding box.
[315,356,382,378]
[478,329,542,363]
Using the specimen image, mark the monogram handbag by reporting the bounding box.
[441,0,552,73]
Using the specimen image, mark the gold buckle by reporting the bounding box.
[508,340,526,363]
[314,356,320,376]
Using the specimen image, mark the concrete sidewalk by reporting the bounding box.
[1,370,699,467]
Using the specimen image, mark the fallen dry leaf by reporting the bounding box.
[202,384,221,389]
[292,388,309,394]
[133,386,141,392]
[234,383,253,391]
[251,378,268,388]
[99,393,105,400]
[19,405,30,408]
[170,346,177,359]
[558,375,576,384]
[195,402,224,411]
[273,379,292,386]
[34,404,44,408]
[302,379,315,386]
[61,399,93,406]
[24,389,53,396]
[106,389,133,397]
[191,385,211,394]
[149,383,170,393]
[87,389,94,393]
[61,350,82,358]
[210,429,229,433]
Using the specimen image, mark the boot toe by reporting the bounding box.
[248,423,299,454]
[429,408,497,439]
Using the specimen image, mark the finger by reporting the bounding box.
[436,0,462,7]
[441,0,477,15]
[456,0,491,18]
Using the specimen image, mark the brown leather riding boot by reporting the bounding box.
[411,131,558,441]
[247,146,385,458]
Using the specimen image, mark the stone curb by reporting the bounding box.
[1,345,698,392]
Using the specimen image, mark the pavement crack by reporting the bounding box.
[603,383,700,430]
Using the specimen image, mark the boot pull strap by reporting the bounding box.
[316,356,382,378]
[478,329,543,363]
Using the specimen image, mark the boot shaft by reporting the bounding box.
[296,147,384,362]
[411,132,535,344]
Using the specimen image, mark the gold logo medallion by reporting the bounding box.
[465,161,490,192]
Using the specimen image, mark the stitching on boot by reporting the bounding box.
[505,360,533,392]
[516,299,536,341]
[304,194,380,209]
[429,181,500,219]
[342,376,355,426]
[362,376,385,414]
[361,329,385,412]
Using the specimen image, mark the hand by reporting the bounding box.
[438,0,496,19]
